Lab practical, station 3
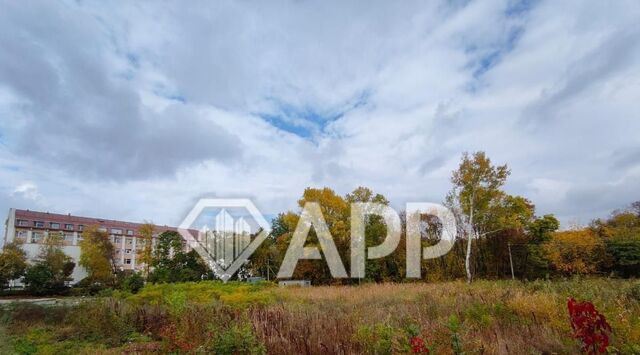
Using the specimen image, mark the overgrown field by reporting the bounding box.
[1,278,639,354]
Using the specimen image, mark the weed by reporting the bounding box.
[208,322,266,355]
[447,315,464,355]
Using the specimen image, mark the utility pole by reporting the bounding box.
[508,243,515,280]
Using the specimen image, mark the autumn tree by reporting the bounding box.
[544,229,606,275]
[447,152,510,282]
[286,187,350,284]
[79,225,116,286]
[258,186,397,284]
[137,222,155,278]
[0,241,27,288]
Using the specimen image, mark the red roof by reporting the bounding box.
[14,209,196,236]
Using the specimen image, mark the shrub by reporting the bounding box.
[72,277,107,296]
[410,336,431,354]
[122,273,145,294]
[463,302,494,327]
[627,282,640,302]
[394,322,432,354]
[567,298,612,354]
[4,303,68,328]
[209,322,266,355]
[127,281,274,307]
[160,303,238,352]
[354,323,396,355]
[65,300,136,346]
[166,290,188,316]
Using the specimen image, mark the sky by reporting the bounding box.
[1,0,639,230]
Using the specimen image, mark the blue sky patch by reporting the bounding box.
[259,91,370,139]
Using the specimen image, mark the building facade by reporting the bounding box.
[2,208,188,284]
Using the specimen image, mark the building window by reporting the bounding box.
[76,234,83,242]
[34,221,44,228]
[127,229,134,235]
[114,237,121,244]
[111,228,123,235]
[65,224,74,230]
[125,249,132,254]
[32,232,44,242]
[78,224,84,232]
[50,222,60,229]
[126,238,133,245]
[17,219,28,226]
[124,259,132,265]
[64,233,74,242]
[16,230,28,241]
[98,226,107,232]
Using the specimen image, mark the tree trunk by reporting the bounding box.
[465,226,474,283]
[465,195,474,283]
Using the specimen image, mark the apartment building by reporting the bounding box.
[2,208,189,284]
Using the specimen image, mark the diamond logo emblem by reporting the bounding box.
[178,199,271,282]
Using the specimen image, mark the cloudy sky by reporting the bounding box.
[1,0,639,230]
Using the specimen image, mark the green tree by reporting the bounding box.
[23,264,55,295]
[248,232,280,281]
[249,212,298,280]
[0,241,28,288]
[524,214,559,279]
[345,186,398,282]
[79,225,115,286]
[592,204,640,277]
[473,194,535,279]
[528,215,560,243]
[148,231,209,283]
[24,233,75,294]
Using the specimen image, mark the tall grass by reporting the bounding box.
[0,278,638,354]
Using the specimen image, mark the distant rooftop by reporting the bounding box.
[11,208,195,236]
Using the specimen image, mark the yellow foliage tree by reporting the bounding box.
[79,225,115,285]
[137,223,155,278]
[544,229,605,275]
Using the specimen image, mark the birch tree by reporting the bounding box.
[447,152,510,283]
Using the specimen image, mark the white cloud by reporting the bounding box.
[0,0,639,226]
[11,182,41,201]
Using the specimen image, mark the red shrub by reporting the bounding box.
[410,336,430,354]
[567,298,612,354]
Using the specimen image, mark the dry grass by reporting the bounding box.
[1,278,639,354]
[256,279,639,354]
